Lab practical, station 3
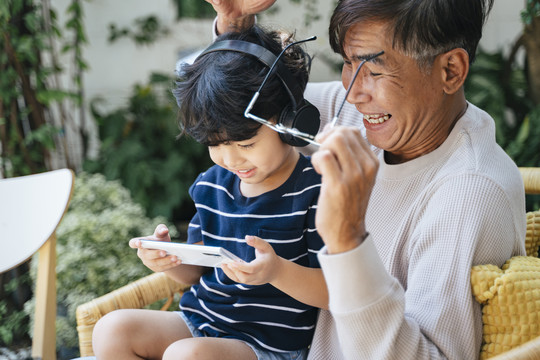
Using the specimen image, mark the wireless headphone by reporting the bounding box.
[196,40,320,147]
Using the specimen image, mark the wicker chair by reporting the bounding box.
[76,167,540,359]
[478,167,540,359]
[76,272,189,357]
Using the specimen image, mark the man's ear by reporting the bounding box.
[438,48,469,95]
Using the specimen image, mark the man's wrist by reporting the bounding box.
[326,232,369,255]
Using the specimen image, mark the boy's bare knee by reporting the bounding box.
[162,338,256,360]
[163,339,206,360]
[92,310,135,357]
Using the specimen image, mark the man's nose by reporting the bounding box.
[344,65,372,104]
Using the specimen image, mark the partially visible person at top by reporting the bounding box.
[205,0,527,359]
[92,24,327,360]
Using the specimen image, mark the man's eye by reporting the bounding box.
[370,72,382,77]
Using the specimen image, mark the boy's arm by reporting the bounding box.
[270,255,328,309]
[222,235,329,309]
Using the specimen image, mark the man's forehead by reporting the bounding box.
[343,22,390,56]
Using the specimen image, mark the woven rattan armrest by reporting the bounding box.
[488,335,540,360]
[519,167,540,194]
[76,272,189,357]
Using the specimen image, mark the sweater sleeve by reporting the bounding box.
[317,174,525,360]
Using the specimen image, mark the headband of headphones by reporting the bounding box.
[196,40,304,110]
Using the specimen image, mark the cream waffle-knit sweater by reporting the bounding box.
[304,82,526,360]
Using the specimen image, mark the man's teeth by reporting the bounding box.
[238,169,250,173]
[364,113,390,124]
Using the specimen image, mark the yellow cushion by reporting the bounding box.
[471,256,540,359]
[525,210,540,258]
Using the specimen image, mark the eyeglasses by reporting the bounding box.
[329,50,384,128]
[244,50,384,147]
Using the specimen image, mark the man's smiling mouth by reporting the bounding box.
[364,113,391,124]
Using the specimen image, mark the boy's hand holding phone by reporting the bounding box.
[129,224,182,272]
[222,235,281,285]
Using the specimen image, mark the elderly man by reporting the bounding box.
[207,0,526,359]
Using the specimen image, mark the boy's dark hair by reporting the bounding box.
[174,25,312,146]
[329,0,494,69]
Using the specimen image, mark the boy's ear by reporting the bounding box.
[437,48,469,95]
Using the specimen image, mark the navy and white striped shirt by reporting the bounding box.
[180,154,323,352]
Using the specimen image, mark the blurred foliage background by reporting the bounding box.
[0,0,539,358]
[83,73,213,221]
[465,0,540,211]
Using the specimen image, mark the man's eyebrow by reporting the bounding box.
[351,52,384,65]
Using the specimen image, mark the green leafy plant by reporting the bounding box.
[25,172,179,356]
[465,49,531,149]
[171,0,216,19]
[0,272,31,346]
[0,0,89,177]
[0,303,29,346]
[519,0,540,105]
[84,73,213,221]
[108,15,170,46]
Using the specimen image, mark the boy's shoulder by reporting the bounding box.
[298,153,319,175]
[292,153,321,187]
[195,164,234,185]
[202,163,230,176]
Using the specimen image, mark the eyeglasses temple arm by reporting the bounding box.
[330,50,384,127]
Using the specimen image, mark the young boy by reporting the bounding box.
[92,26,326,360]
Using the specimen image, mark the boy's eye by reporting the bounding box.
[238,143,255,149]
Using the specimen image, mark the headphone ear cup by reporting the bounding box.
[278,105,296,145]
[278,100,321,147]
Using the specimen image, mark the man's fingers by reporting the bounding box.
[312,148,341,181]
[314,126,377,184]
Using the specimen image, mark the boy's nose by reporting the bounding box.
[222,149,243,169]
